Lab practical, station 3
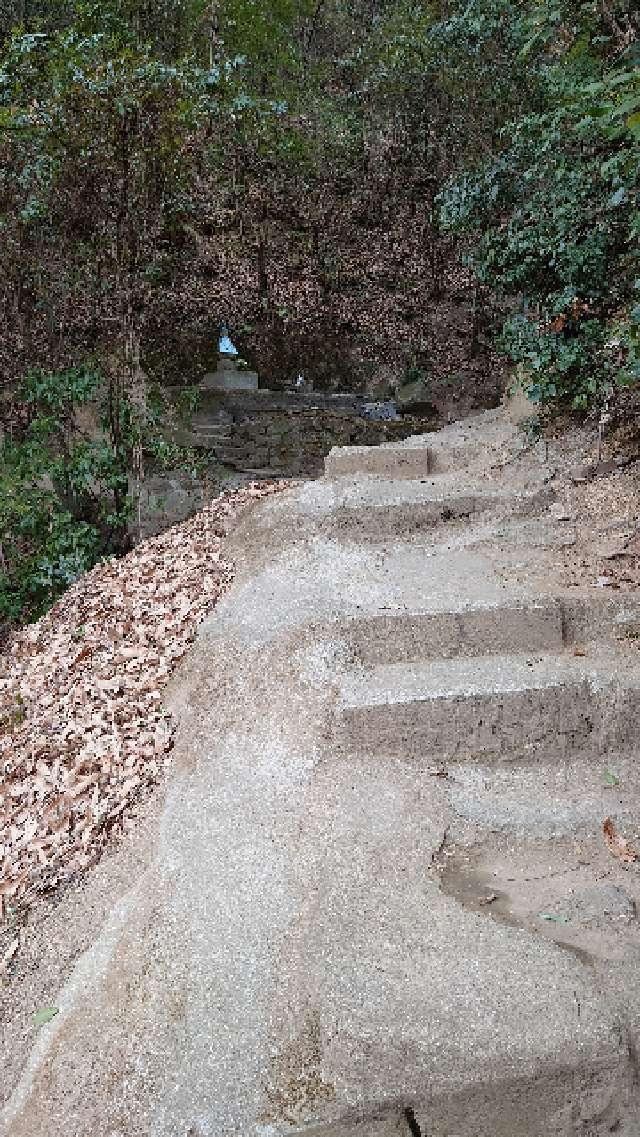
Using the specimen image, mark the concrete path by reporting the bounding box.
[4,409,640,1137]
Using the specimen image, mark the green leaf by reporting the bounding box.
[539,913,569,924]
[603,768,620,787]
[34,1006,59,1026]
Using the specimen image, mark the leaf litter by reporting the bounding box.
[0,482,286,931]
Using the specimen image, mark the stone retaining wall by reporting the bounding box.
[178,387,436,478]
[212,407,431,476]
[134,387,437,539]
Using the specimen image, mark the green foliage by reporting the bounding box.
[0,0,209,56]
[1,366,111,623]
[437,0,639,411]
[172,384,200,423]
[0,364,197,624]
[215,0,315,89]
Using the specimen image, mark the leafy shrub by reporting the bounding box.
[0,366,129,624]
[1,358,207,628]
[437,1,639,412]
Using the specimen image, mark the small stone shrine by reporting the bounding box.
[202,325,259,392]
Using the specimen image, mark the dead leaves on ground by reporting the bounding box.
[0,482,285,923]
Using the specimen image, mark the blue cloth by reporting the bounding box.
[219,332,238,356]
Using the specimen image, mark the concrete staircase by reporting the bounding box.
[5,409,640,1137]
[340,652,635,763]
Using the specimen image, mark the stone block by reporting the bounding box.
[326,444,432,479]
[245,449,269,467]
[214,447,244,463]
[202,369,259,393]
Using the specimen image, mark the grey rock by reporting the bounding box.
[360,400,399,422]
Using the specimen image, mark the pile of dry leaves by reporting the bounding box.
[0,482,284,928]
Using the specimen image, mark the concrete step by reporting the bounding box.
[444,749,640,838]
[241,466,289,479]
[348,600,563,665]
[325,444,433,479]
[427,415,520,473]
[306,475,555,538]
[214,446,245,463]
[324,409,520,480]
[338,653,640,764]
[272,756,633,1137]
[438,815,640,1055]
[208,534,568,654]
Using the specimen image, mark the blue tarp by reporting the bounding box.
[219,326,238,356]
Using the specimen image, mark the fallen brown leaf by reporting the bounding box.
[603,817,637,865]
[0,938,19,972]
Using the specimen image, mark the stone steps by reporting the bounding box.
[207,538,563,649]
[259,754,631,1137]
[325,443,433,479]
[8,407,640,1137]
[324,409,521,479]
[335,487,514,533]
[190,424,233,449]
[298,475,555,538]
[192,422,233,434]
[347,599,564,664]
[338,653,640,764]
[444,749,640,837]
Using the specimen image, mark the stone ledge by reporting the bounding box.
[201,370,259,392]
